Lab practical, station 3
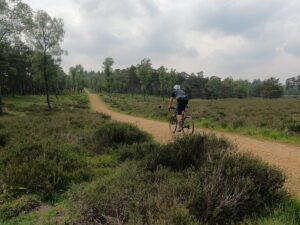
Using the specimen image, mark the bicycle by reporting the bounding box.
[168,106,194,134]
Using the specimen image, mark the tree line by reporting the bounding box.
[85,57,299,100]
[0,0,70,114]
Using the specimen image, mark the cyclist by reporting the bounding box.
[168,84,189,132]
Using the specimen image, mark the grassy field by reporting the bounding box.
[101,93,300,144]
[0,93,299,225]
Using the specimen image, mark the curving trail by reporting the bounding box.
[86,89,300,199]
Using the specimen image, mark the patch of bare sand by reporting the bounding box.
[86,89,300,199]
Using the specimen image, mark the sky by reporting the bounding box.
[23,0,300,81]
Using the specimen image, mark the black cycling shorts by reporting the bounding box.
[176,98,188,115]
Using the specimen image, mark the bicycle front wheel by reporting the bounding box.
[183,116,194,135]
[169,116,177,134]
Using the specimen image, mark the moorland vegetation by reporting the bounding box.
[0,93,299,225]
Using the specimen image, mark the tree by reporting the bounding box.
[205,76,221,99]
[26,10,65,109]
[102,57,114,93]
[182,73,207,98]
[0,0,32,115]
[249,79,261,97]
[168,69,178,93]
[157,66,168,100]
[0,0,32,42]
[136,58,152,100]
[261,77,283,98]
[220,77,234,98]
[234,80,249,98]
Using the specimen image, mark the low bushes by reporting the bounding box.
[0,142,91,199]
[70,134,286,225]
[93,121,151,153]
[0,195,40,221]
[0,130,9,147]
[192,152,286,224]
[69,163,199,225]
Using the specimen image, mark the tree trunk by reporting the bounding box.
[0,83,3,115]
[43,54,51,110]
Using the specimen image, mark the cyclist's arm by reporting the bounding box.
[168,97,174,108]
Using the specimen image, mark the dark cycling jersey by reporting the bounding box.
[171,90,188,115]
[171,89,188,100]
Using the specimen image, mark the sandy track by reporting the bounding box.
[86,90,300,199]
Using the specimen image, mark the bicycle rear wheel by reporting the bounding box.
[169,116,177,133]
[182,116,194,134]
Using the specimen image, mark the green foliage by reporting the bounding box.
[192,152,286,224]
[205,76,221,99]
[131,134,231,171]
[0,94,105,200]
[136,58,152,96]
[0,142,91,199]
[0,196,40,221]
[93,121,151,153]
[246,198,300,225]
[3,93,89,115]
[102,58,114,93]
[261,77,283,98]
[69,134,286,225]
[69,163,199,225]
[0,94,296,224]
[0,129,9,147]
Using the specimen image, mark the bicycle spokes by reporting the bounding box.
[182,116,194,134]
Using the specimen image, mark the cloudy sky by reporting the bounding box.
[23,0,300,81]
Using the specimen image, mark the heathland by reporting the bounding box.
[0,93,299,224]
[101,93,300,144]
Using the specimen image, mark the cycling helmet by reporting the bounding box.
[174,84,180,90]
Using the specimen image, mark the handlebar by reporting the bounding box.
[168,105,189,112]
[168,106,176,112]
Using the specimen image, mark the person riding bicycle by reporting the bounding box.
[168,84,189,132]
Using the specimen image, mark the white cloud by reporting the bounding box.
[23,0,300,81]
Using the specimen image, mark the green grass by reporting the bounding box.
[3,93,89,115]
[100,93,300,145]
[245,197,300,225]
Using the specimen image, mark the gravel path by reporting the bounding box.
[86,90,300,199]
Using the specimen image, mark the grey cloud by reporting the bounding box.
[65,32,121,55]
[143,21,198,58]
[284,41,300,57]
[209,41,278,76]
[195,0,282,36]
[73,0,159,19]
[139,0,160,15]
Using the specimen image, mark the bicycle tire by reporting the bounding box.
[182,116,194,135]
[169,116,177,133]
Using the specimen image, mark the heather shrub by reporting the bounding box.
[0,130,9,147]
[0,195,40,221]
[113,142,159,162]
[0,141,91,199]
[69,163,199,225]
[192,152,286,224]
[116,134,232,171]
[70,134,286,224]
[93,121,151,153]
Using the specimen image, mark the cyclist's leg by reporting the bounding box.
[176,102,184,131]
[181,100,188,124]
